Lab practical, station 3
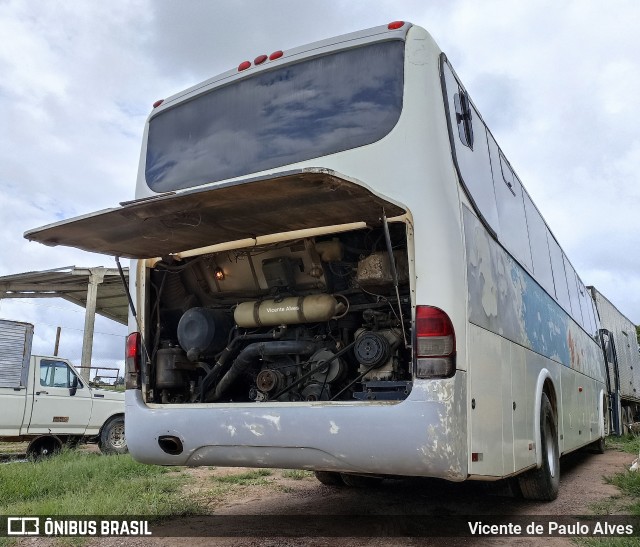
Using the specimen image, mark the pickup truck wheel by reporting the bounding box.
[99,416,127,455]
[27,436,62,460]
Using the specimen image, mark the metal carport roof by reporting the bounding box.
[0,266,129,379]
[0,266,128,325]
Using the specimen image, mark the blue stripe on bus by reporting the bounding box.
[463,206,601,377]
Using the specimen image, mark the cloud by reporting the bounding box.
[429,0,640,322]
[0,0,638,381]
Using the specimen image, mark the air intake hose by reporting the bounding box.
[206,340,317,402]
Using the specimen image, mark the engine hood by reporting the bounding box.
[24,169,406,259]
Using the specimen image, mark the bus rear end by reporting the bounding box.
[26,22,469,481]
[125,202,464,479]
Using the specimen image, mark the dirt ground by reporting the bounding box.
[78,447,633,547]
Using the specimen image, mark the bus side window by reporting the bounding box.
[443,62,500,234]
[548,234,572,312]
[454,90,474,149]
[491,152,533,272]
[500,154,516,195]
[564,258,584,326]
[523,193,554,296]
[577,278,596,336]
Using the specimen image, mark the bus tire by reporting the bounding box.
[591,437,606,454]
[314,471,344,486]
[99,416,127,455]
[340,473,383,488]
[518,393,559,501]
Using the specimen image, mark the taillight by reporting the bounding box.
[415,306,456,378]
[125,332,141,390]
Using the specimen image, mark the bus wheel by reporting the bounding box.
[314,471,344,486]
[340,473,383,488]
[519,393,559,501]
[591,436,606,454]
[99,416,128,455]
[590,396,607,453]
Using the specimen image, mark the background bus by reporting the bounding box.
[590,286,640,435]
[26,21,607,501]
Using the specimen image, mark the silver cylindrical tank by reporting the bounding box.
[234,294,339,327]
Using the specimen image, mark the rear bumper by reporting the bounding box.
[125,373,468,480]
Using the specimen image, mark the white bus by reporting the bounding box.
[26,21,606,500]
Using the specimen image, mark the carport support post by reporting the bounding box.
[81,267,105,382]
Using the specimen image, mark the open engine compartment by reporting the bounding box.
[143,223,413,405]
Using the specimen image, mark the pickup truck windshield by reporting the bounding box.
[145,40,404,192]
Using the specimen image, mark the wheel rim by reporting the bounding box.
[108,423,126,449]
[544,419,557,478]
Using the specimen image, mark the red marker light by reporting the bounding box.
[152,99,164,108]
[388,21,405,30]
[269,50,284,61]
[254,54,268,65]
[125,332,141,390]
[238,61,251,71]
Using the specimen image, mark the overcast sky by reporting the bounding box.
[0,0,638,371]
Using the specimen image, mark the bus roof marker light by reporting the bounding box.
[388,21,405,30]
[238,61,252,71]
[152,99,164,108]
[254,55,268,65]
[269,50,284,61]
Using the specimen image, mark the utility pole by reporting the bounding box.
[54,326,61,356]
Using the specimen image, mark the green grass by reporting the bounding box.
[0,449,202,516]
[281,469,313,480]
[601,435,640,516]
[211,468,272,486]
[606,473,640,514]
[577,436,640,546]
[606,435,640,455]
[581,539,640,547]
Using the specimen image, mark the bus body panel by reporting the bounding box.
[125,375,468,480]
[463,206,605,474]
[126,25,476,477]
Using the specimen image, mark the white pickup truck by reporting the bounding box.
[0,318,126,457]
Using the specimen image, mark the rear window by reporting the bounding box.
[145,40,405,192]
